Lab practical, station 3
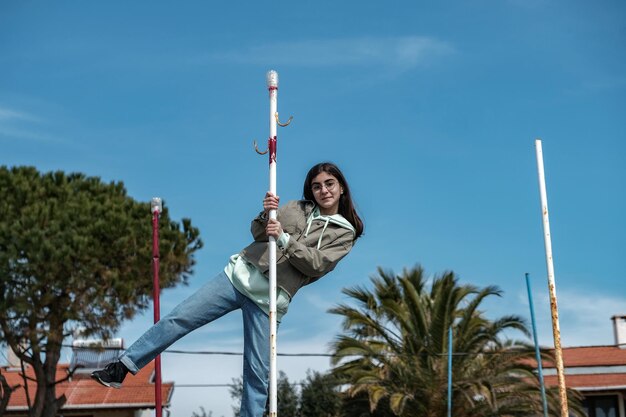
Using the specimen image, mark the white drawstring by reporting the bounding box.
[304,211,314,238]
[316,217,330,249]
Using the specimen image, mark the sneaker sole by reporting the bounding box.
[91,374,122,389]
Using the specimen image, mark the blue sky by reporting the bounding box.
[1,1,625,416]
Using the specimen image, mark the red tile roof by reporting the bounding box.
[3,360,173,410]
[544,373,626,389]
[543,345,626,368]
[535,345,626,391]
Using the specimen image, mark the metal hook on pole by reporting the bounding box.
[253,140,269,155]
[275,112,293,127]
[254,75,292,157]
[254,116,292,154]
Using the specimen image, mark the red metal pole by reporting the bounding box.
[151,198,163,417]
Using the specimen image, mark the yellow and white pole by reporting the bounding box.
[535,139,568,417]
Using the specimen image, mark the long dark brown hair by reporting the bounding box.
[302,162,364,239]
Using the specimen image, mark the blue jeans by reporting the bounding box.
[120,271,271,417]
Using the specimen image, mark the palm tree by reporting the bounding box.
[329,266,584,417]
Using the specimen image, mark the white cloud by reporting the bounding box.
[513,287,626,347]
[210,36,454,72]
[556,289,625,345]
[0,126,58,142]
[0,107,39,122]
[0,105,62,143]
[580,75,626,93]
[300,290,337,312]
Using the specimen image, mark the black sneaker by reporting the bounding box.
[91,361,129,389]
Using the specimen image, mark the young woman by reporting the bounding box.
[91,162,363,416]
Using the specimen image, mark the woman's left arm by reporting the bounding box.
[281,229,354,278]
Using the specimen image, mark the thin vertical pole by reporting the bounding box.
[267,70,279,417]
[535,139,568,417]
[526,273,549,417]
[151,197,163,417]
[448,326,452,417]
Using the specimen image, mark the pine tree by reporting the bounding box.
[0,166,202,417]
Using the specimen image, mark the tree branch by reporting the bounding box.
[0,372,20,416]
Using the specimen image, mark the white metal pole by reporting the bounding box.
[267,69,279,417]
[535,139,569,417]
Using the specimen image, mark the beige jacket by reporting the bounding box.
[239,200,355,298]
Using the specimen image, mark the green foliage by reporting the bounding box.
[229,377,244,417]
[191,406,214,417]
[329,265,585,417]
[0,166,202,417]
[277,370,300,417]
[229,371,298,417]
[339,391,395,417]
[300,370,342,417]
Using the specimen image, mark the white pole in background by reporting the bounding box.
[267,69,279,417]
[535,139,569,417]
